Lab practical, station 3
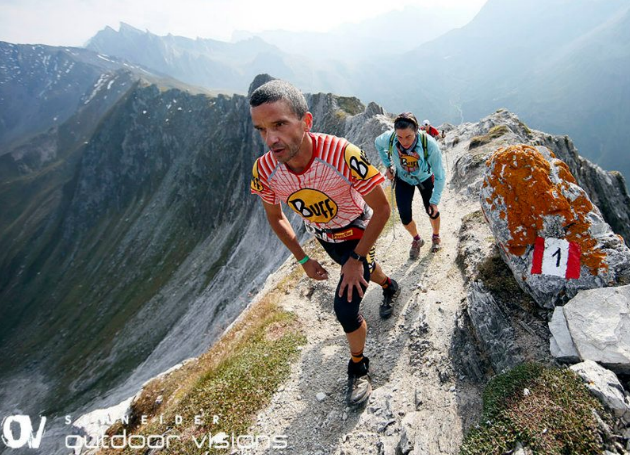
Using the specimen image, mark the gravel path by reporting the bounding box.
[246,137,485,455]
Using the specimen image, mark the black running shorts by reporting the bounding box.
[394,175,435,226]
[317,238,376,333]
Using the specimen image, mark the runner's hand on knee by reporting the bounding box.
[302,259,329,281]
[428,204,439,217]
[339,260,369,302]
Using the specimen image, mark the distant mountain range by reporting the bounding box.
[231,5,475,61]
[377,0,630,182]
[86,23,356,95]
[82,0,630,183]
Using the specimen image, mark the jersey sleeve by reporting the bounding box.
[343,143,385,196]
[250,157,278,205]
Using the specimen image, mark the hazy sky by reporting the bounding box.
[0,0,487,46]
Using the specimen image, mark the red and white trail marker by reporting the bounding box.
[531,237,581,279]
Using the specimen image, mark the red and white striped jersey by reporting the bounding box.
[251,133,385,242]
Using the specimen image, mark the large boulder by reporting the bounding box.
[549,285,630,373]
[480,144,630,308]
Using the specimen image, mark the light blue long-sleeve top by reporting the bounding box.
[374,130,446,205]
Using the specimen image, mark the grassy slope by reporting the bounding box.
[98,263,307,454]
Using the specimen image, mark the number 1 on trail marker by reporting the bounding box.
[531,237,581,279]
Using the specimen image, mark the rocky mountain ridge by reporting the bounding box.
[238,108,630,454]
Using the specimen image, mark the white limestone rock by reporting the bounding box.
[548,306,580,362]
[570,360,630,424]
[563,286,630,373]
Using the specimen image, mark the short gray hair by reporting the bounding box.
[249,80,308,119]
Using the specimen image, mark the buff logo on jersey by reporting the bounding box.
[288,189,338,223]
[344,144,379,180]
[400,153,420,173]
[251,160,264,192]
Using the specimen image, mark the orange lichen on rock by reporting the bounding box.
[555,160,576,184]
[483,144,607,274]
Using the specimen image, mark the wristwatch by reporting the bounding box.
[349,251,367,263]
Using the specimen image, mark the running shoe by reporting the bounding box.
[380,278,399,319]
[431,234,441,252]
[410,237,425,259]
[347,357,372,405]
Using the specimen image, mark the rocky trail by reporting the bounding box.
[247,133,488,455]
[237,108,630,455]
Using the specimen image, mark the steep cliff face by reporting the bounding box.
[1,86,258,414]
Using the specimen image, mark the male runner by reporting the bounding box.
[249,80,400,405]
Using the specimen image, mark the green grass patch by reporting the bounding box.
[460,363,607,455]
[462,210,486,224]
[471,151,491,167]
[477,253,521,297]
[477,252,537,313]
[100,296,305,454]
[517,119,532,135]
[469,125,511,150]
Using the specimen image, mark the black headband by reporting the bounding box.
[394,112,419,130]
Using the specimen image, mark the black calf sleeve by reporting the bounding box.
[334,280,368,333]
[317,237,372,333]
